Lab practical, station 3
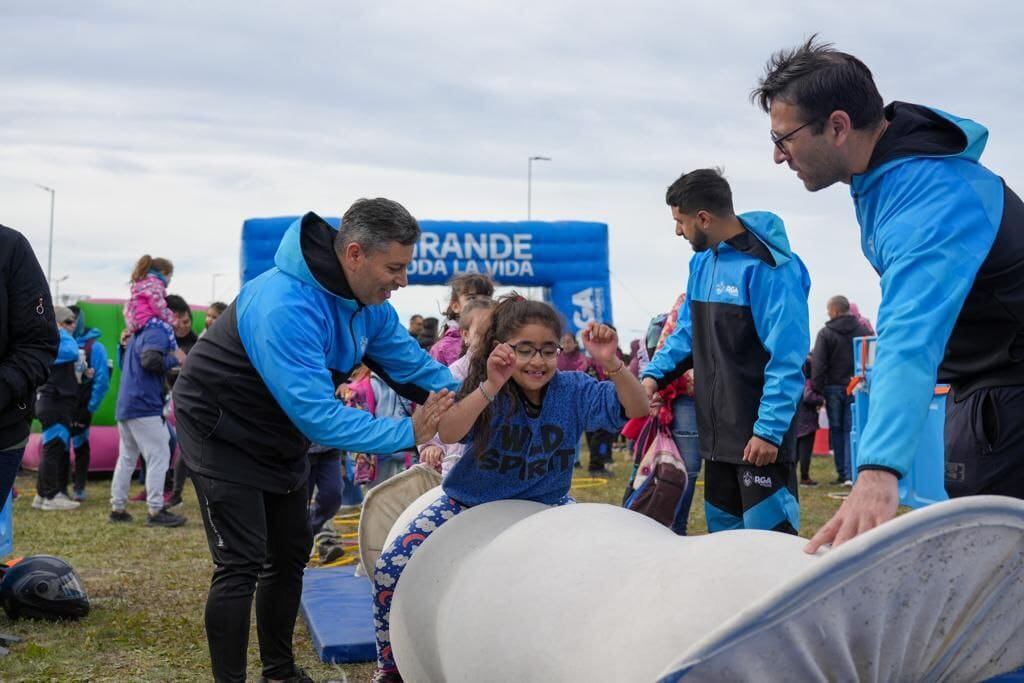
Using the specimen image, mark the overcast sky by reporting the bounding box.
[3,1,1023,341]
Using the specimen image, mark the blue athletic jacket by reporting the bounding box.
[851,102,1024,479]
[173,212,459,493]
[74,327,110,414]
[642,212,811,464]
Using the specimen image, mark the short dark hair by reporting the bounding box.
[335,198,420,255]
[828,295,851,313]
[165,294,190,316]
[752,35,884,132]
[665,168,734,216]
[208,301,228,314]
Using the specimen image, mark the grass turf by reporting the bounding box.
[2,450,848,681]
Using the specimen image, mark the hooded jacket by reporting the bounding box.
[173,212,459,493]
[642,212,811,464]
[851,102,1024,479]
[811,314,874,392]
[429,325,463,367]
[0,226,58,449]
[73,325,110,415]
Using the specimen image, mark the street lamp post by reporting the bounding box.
[211,273,226,303]
[54,275,69,304]
[527,156,551,220]
[36,184,55,285]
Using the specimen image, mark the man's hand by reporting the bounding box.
[641,377,663,416]
[119,328,132,346]
[412,390,455,443]
[419,444,444,470]
[173,348,187,366]
[742,435,778,467]
[805,469,899,554]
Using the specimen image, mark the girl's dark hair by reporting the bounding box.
[131,255,173,283]
[458,293,563,457]
[443,273,495,320]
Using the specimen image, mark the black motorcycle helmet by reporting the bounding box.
[0,555,90,621]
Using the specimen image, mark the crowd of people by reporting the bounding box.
[0,34,1022,683]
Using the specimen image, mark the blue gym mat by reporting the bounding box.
[300,565,376,663]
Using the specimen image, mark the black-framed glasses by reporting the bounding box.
[770,119,820,154]
[508,342,562,362]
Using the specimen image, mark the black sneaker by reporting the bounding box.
[146,508,186,528]
[109,509,133,523]
[259,667,315,683]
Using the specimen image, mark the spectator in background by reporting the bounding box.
[796,354,824,487]
[166,294,197,355]
[32,307,81,511]
[67,305,111,501]
[418,316,439,350]
[408,314,424,339]
[811,295,873,485]
[849,302,875,335]
[0,225,58,513]
[430,274,495,366]
[203,301,227,334]
[110,293,187,527]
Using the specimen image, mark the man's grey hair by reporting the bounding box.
[827,295,850,314]
[335,198,420,255]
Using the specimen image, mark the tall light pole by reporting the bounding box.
[54,275,69,304]
[211,272,226,303]
[36,184,55,285]
[527,156,551,220]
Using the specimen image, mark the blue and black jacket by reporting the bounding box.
[642,212,811,465]
[73,326,110,416]
[852,102,1024,479]
[173,212,459,493]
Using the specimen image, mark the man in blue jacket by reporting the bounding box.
[641,169,810,535]
[173,198,457,683]
[753,37,1024,552]
[67,305,110,501]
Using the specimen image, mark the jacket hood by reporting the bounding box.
[826,314,866,336]
[76,327,102,345]
[274,212,360,306]
[57,329,79,364]
[855,102,989,193]
[736,211,793,268]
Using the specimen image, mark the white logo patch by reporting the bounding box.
[714,282,740,298]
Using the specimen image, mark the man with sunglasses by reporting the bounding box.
[754,37,1024,553]
[641,168,810,535]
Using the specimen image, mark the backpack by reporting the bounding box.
[622,418,688,529]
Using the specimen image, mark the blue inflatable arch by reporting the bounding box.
[240,217,614,336]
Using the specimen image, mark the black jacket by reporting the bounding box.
[0,225,58,448]
[811,315,873,392]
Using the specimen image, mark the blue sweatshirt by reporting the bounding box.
[442,371,627,506]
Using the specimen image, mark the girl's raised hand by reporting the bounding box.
[486,342,517,387]
[581,322,619,366]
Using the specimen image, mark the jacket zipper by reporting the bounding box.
[707,252,720,461]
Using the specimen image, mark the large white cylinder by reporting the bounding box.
[383,492,1024,682]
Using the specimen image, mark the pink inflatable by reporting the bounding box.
[22,426,123,472]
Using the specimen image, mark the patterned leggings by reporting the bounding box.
[373,494,466,672]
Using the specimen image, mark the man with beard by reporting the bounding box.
[753,36,1024,552]
[641,169,810,535]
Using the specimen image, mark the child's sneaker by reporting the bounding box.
[73,489,87,502]
[109,509,133,523]
[371,669,404,683]
[129,490,148,502]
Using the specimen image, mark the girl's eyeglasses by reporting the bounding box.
[507,342,562,361]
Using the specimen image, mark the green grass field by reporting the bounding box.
[2,450,848,682]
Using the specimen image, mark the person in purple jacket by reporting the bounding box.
[369,295,649,682]
[429,273,494,366]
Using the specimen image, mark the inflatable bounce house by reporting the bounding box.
[239,215,614,337]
